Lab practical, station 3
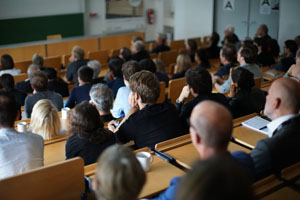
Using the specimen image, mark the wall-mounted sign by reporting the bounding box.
[223,0,235,12]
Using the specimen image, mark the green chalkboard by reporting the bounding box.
[0,13,84,45]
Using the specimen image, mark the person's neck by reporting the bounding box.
[271,110,296,121]
[79,81,89,86]
[223,60,231,66]
[99,110,111,116]
[138,102,148,110]
[199,146,227,160]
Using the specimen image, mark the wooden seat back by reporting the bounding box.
[62,54,71,68]
[44,56,62,76]
[189,37,202,48]
[149,42,157,52]
[155,134,191,151]
[170,40,185,51]
[157,82,166,104]
[44,139,67,165]
[14,60,32,73]
[150,53,158,59]
[168,78,193,104]
[0,44,45,62]
[88,50,109,64]
[110,48,121,57]
[46,34,62,40]
[158,50,178,67]
[202,36,210,48]
[13,73,28,83]
[99,63,108,78]
[254,77,261,89]
[0,157,85,200]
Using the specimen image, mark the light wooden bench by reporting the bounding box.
[168,78,193,104]
[157,82,166,104]
[88,50,109,64]
[0,157,85,200]
[158,50,178,67]
[13,73,28,83]
[170,40,185,51]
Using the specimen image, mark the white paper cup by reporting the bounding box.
[17,122,28,132]
[62,107,70,119]
[136,152,154,172]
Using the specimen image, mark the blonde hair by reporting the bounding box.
[94,145,146,200]
[176,54,192,73]
[30,99,61,140]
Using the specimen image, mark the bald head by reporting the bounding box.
[265,78,300,120]
[290,65,300,81]
[190,101,232,151]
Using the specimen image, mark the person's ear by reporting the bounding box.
[92,179,99,191]
[273,98,281,110]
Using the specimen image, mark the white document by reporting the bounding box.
[242,116,270,136]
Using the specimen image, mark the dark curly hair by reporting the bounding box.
[185,67,212,94]
[68,101,113,144]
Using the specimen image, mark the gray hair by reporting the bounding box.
[89,83,114,112]
[27,64,41,78]
[32,53,43,67]
[134,40,145,52]
[225,25,235,33]
[87,60,101,79]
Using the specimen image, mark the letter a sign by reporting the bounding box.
[223,0,235,12]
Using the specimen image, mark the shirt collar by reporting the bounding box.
[267,114,297,137]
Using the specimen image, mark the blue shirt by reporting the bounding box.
[214,63,234,77]
[65,83,92,108]
[111,86,130,118]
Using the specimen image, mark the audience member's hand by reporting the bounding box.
[228,83,237,97]
[178,85,190,102]
[174,64,178,74]
[108,120,117,132]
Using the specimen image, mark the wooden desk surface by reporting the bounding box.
[233,126,268,149]
[139,154,185,198]
[263,69,285,81]
[162,142,251,168]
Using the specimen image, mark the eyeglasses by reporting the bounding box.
[287,73,300,81]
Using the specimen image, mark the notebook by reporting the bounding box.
[241,116,270,136]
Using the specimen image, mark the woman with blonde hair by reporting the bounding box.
[172,54,192,79]
[93,145,146,200]
[30,99,61,140]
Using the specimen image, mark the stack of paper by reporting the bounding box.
[241,116,270,136]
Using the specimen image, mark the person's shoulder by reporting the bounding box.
[25,132,44,141]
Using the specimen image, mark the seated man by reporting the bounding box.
[43,67,69,97]
[65,66,93,108]
[251,78,300,180]
[176,67,229,130]
[108,70,183,149]
[111,60,141,119]
[119,47,132,62]
[214,44,236,78]
[131,40,150,62]
[0,54,21,76]
[0,91,44,179]
[25,71,63,118]
[15,64,40,94]
[215,43,263,93]
[106,57,125,97]
[151,33,170,54]
[151,101,255,200]
[66,45,89,85]
[90,83,115,123]
[273,40,297,72]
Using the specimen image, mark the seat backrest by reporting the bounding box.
[44,139,67,165]
[254,77,261,89]
[44,56,62,76]
[155,134,191,151]
[110,48,121,57]
[157,82,166,104]
[189,37,202,48]
[170,40,185,51]
[14,60,32,73]
[0,157,85,200]
[13,73,28,83]
[158,50,178,67]
[168,78,193,104]
[46,34,62,40]
[62,54,71,68]
[88,50,109,64]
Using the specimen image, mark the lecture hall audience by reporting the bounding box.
[273,40,298,72]
[205,32,221,59]
[195,49,211,69]
[186,39,198,63]
[43,67,69,98]
[106,57,125,97]
[131,40,150,62]
[214,43,236,79]
[15,63,40,94]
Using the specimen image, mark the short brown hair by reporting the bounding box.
[30,71,48,92]
[122,60,141,81]
[221,44,237,63]
[240,44,257,64]
[129,70,160,105]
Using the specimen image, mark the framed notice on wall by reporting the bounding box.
[106,0,144,19]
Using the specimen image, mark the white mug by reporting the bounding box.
[136,152,154,172]
[17,122,28,132]
[62,107,70,119]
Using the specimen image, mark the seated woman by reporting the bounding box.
[93,145,146,200]
[228,68,266,118]
[172,54,192,80]
[30,99,62,140]
[195,49,211,69]
[66,101,116,165]
[186,39,198,63]
[0,54,21,76]
[253,37,275,67]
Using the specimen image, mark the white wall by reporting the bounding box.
[0,0,83,19]
[278,0,300,50]
[173,0,214,40]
